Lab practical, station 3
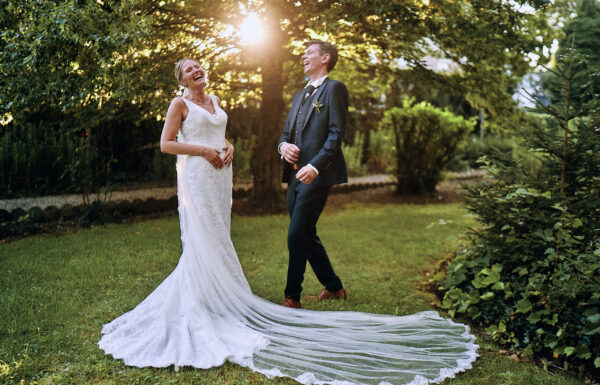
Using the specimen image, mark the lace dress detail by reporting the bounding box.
[98,95,478,385]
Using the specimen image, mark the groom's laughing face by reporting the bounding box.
[302,44,326,77]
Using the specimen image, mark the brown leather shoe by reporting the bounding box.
[317,288,347,301]
[282,297,302,308]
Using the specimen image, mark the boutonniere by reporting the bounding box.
[312,101,324,113]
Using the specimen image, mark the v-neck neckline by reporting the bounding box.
[186,96,216,116]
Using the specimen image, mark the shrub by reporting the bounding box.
[366,129,395,174]
[0,108,162,198]
[151,146,176,182]
[439,47,600,374]
[231,135,255,182]
[445,135,520,172]
[379,99,473,194]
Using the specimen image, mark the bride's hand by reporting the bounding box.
[201,147,225,169]
[222,143,234,167]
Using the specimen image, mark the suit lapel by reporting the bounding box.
[300,78,329,133]
[289,90,305,133]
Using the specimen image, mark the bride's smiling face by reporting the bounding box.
[181,60,207,88]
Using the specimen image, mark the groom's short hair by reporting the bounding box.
[307,40,338,72]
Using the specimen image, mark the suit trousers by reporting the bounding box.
[284,177,343,301]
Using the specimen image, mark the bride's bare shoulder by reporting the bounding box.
[171,96,187,105]
[168,96,188,110]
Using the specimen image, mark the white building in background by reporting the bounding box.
[513,72,549,108]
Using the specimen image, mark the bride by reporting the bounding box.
[98,58,478,385]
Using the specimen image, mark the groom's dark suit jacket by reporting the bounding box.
[279,78,349,187]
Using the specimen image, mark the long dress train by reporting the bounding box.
[98,95,478,385]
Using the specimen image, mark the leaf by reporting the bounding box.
[564,347,575,356]
[527,312,542,324]
[491,281,505,290]
[516,298,533,313]
[498,321,507,332]
[544,334,557,348]
[514,267,528,276]
[595,357,600,368]
[575,344,591,359]
[481,292,494,300]
[452,262,464,272]
[473,268,501,288]
[586,313,600,323]
[584,326,600,335]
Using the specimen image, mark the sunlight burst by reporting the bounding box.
[239,13,264,44]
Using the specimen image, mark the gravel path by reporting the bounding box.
[0,174,395,211]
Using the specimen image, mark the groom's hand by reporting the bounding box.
[296,165,317,184]
[280,143,300,164]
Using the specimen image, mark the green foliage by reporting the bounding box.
[446,135,521,172]
[151,147,177,183]
[341,132,368,176]
[0,121,81,196]
[440,47,600,374]
[0,114,163,198]
[543,0,600,108]
[1,0,557,203]
[0,0,171,197]
[366,129,396,174]
[231,135,255,182]
[380,99,474,194]
[342,131,395,176]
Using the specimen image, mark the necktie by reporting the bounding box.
[303,85,317,103]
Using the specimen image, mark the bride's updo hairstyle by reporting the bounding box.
[174,58,197,85]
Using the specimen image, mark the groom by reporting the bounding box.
[278,40,349,308]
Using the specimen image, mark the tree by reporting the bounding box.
[543,0,600,107]
[440,46,600,372]
[1,0,556,207]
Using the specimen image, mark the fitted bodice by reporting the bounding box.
[179,96,227,148]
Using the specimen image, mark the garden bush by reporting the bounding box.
[379,99,473,194]
[231,135,255,182]
[439,49,600,375]
[445,134,520,172]
[342,130,395,176]
[0,111,162,198]
[341,132,367,176]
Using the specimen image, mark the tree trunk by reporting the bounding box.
[249,6,286,211]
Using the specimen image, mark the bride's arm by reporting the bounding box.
[160,97,224,168]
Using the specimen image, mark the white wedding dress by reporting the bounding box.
[98,95,478,385]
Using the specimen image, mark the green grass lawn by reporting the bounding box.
[0,203,583,385]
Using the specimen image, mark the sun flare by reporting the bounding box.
[239,13,265,44]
